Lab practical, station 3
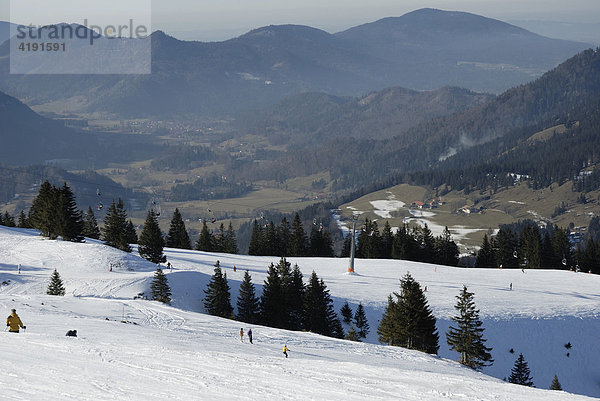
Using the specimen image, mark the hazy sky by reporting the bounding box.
[2,0,599,41]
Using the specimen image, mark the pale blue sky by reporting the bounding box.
[2,0,599,41]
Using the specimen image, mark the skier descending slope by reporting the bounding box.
[6,309,25,333]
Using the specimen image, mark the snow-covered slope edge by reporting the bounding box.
[0,226,598,399]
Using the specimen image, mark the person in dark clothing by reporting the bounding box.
[247,329,253,344]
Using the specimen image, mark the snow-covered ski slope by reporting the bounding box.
[0,226,598,400]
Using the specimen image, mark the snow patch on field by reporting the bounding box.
[409,209,437,218]
[370,200,405,218]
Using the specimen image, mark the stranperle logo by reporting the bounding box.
[16,19,149,46]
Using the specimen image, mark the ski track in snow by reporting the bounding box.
[0,226,598,400]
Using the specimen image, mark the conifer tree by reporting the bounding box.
[356,218,381,258]
[56,183,84,242]
[102,198,131,252]
[30,180,59,239]
[138,209,167,264]
[2,211,15,227]
[82,206,101,239]
[340,301,353,324]
[434,226,459,266]
[391,224,419,260]
[354,302,370,339]
[377,272,439,354]
[289,213,307,256]
[150,267,171,304]
[236,270,260,324]
[248,219,264,256]
[476,234,495,268]
[166,208,191,249]
[286,264,305,330]
[17,210,30,228]
[340,235,352,258]
[125,220,138,244]
[309,227,334,257]
[224,222,238,254]
[203,261,233,318]
[264,221,277,255]
[259,263,285,328]
[381,221,394,258]
[277,217,291,256]
[549,374,562,391]
[446,286,493,370]
[508,353,534,386]
[213,223,226,252]
[345,326,360,342]
[196,221,213,251]
[495,228,517,268]
[417,224,436,263]
[303,271,343,338]
[46,269,66,296]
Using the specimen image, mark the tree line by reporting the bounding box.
[247,213,334,257]
[204,258,343,338]
[342,218,459,266]
[475,220,573,270]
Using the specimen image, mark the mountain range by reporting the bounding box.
[224,48,600,191]
[0,8,590,117]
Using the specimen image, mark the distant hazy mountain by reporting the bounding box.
[0,9,590,118]
[0,90,99,165]
[242,86,493,142]
[335,8,589,92]
[0,21,18,45]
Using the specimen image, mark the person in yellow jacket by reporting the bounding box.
[6,309,25,333]
[283,345,290,358]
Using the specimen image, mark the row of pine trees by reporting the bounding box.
[476,221,573,269]
[204,258,344,338]
[342,219,460,266]
[248,214,334,257]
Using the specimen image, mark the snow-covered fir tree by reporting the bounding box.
[203,261,233,318]
[354,302,370,339]
[165,208,192,249]
[340,301,353,324]
[102,198,131,252]
[508,353,534,387]
[150,268,171,304]
[138,209,166,264]
[82,206,101,239]
[236,270,260,324]
[303,271,343,338]
[550,374,562,390]
[377,272,439,354]
[47,269,66,296]
[446,285,493,370]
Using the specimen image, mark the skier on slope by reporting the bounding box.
[239,328,244,342]
[283,345,290,358]
[6,309,25,333]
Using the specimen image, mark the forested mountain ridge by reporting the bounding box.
[240,86,493,143]
[226,49,600,192]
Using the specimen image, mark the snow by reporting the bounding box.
[370,200,406,219]
[0,226,598,400]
